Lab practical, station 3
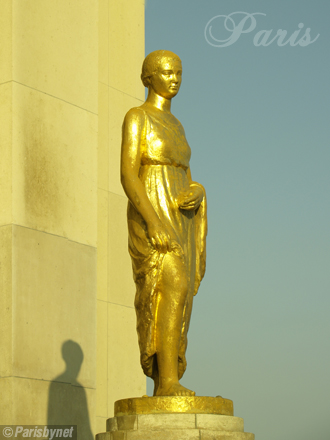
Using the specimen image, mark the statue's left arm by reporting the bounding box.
[180,168,207,295]
[179,168,204,211]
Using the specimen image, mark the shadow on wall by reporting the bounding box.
[47,340,93,440]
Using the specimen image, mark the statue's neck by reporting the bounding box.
[146,90,172,113]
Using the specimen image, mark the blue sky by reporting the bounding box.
[145,2,330,439]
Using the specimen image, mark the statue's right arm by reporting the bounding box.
[121,108,171,253]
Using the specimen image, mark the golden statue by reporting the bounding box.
[121,50,207,397]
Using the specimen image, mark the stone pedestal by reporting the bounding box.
[96,397,255,440]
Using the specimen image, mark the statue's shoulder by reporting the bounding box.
[170,113,186,134]
[124,106,146,123]
[172,114,183,127]
[122,107,147,135]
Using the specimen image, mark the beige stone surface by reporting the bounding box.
[96,0,146,428]
[126,430,200,440]
[96,433,111,440]
[106,414,243,432]
[0,82,12,226]
[12,83,97,246]
[108,0,145,98]
[107,303,145,413]
[97,189,109,302]
[117,415,138,431]
[106,417,118,432]
[96,417,108,438]
[98,431,255,440]
[97,432,125,440]
[97,300,108,417]
[0,226,12,378]
[13,0,98,113]
[108,192,136,307]
[200,432,255,440]
[108,88,144,196]
[46,380,96,439]
[0,378,13,424]
[138,413,196,430]
[1,0,146,435]
[0,0,12,84]
[12,225,96,388]
[3,377,96,438]
[196,414,244,432]
[98,0,108,87]
[99,414,255,440]
[98,83,109,192]
[112,433,125,440]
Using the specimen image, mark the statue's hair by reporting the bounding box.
[141,50,181,87]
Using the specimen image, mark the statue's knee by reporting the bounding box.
[162,254,188,299]
[172,277,189,307]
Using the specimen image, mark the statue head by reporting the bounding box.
[141,50,182,87]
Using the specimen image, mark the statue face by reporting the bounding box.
[150,57,182,99]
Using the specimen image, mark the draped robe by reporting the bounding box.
[126,106,207,378]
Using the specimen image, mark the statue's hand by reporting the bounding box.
[147,222,171,253]
[179,186,204,211]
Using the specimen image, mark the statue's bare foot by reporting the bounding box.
[156,382,195,397]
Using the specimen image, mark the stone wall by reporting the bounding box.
[0,1,145,437]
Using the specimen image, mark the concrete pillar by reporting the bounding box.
[96,0,146,434]
[0,0,145,437]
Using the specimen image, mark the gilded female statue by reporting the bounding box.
[121,50,207,397]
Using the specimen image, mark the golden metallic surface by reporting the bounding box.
[121,50,207,397]
[114,396,234,417]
